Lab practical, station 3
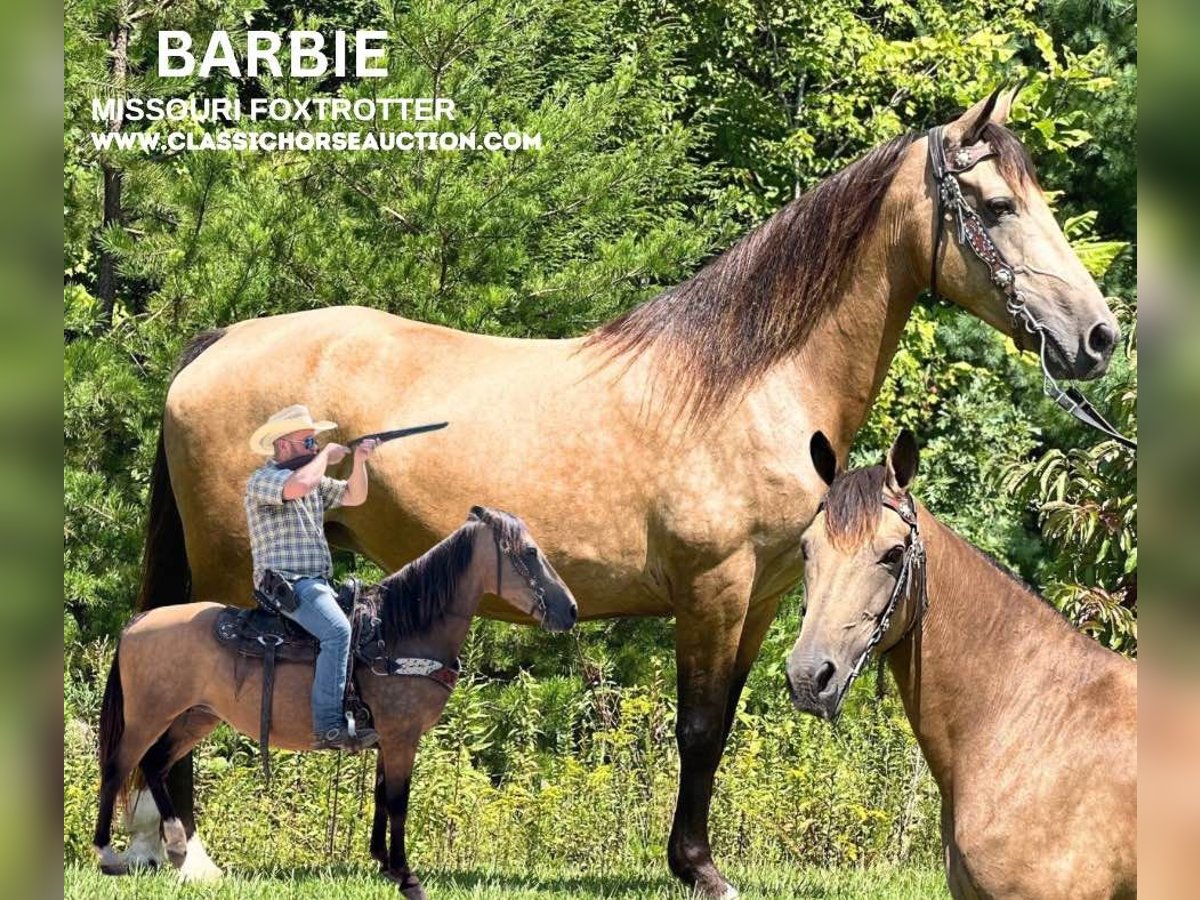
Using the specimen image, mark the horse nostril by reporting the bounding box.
[1087,321,1117,359]
[568,604,578,624]
[814,660,837,695]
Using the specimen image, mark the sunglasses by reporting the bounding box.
[283,435,318,451]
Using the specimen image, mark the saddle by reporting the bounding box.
[213,577,460,783]
[214,578,371,782]
[214,579,362,664]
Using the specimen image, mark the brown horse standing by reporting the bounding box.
[95,508,576,899]
[128,89,1119,895]
[787,432,1136,898]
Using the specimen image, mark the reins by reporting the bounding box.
[926,125,1135,451]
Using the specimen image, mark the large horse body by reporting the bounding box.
[130,90,1118,895]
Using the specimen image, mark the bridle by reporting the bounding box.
[838,495,928,690]
[492,527,549,626]
[927,125,1135,451]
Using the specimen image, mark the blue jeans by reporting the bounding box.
[282,577,351,734]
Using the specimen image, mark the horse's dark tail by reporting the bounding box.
[97,646,125,801]
[136,328,225,612]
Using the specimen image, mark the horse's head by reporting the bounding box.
[909,85,1119,380]
[786,431,925,721]
[468,506,578,632]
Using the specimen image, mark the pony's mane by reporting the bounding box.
[372,508,529,645]
[585,132,919,420]
[374,525,480,643]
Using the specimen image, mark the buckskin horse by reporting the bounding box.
[94,507,576,899]
[127,88,1120,895]
[786,431,1136,898]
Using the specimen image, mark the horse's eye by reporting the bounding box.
[523,546,538,558]
[880,545,905,567]
[986,197,1016,218]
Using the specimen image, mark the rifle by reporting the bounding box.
[347,421,449,447]
[275,422,448,470]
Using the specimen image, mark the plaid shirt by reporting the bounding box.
[244,461,348,584]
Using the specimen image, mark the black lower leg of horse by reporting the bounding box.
[668,694,729,887]
[164,751,196,837]
[93,767,121,852]
[141,732,189,867]
[666,585,752,898]
[94,752,137,874]
[386,777,416,888]
[370,757,388,868]
[667,652,741,899]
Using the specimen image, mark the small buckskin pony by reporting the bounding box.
[93,506,577,898]
[786,431,1136,899]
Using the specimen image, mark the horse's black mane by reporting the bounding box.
[372,508,528,644]
[585,121,1039,424]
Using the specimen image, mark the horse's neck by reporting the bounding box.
[886,512,1080,788]
[746,211,920,452]
[389,553,485,664]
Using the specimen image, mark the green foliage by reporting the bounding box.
[1001,297,1137,653]
[64,623,942,872]
[63,0,1136,875]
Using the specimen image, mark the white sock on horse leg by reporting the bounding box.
[120,789,166,868]
[176,832,223,882]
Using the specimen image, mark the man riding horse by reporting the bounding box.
[244,404,380,750]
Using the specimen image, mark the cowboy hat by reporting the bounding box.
[249,404,337,455]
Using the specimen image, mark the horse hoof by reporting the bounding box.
[384,869,426,899]
[176,834,223,882]
[689,870,738,899]
[163,818,188,869]
[95,845,128,876]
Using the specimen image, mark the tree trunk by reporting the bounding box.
[97,11,130,329]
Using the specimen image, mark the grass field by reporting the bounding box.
[65,863,948,899]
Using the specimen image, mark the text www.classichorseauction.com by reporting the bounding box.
[89,95,543,154]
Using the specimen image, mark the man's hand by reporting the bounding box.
[353,438,379,462]
[341,439,377,507]
[324,443,350,464]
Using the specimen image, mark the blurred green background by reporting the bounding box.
[60,0,1140,893]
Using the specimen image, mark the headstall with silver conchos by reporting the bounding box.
[927,125,1135,451]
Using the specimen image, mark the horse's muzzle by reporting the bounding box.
[786,656,844,721]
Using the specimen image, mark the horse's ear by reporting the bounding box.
[885,430,919,491]
[946,85,1006,146]
[468,505,486,521]
[810,431,838,487]
[1006,77,1029,112]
